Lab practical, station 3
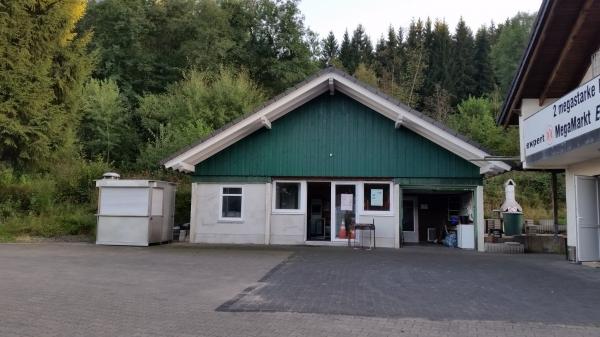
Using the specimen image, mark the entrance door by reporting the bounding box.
[402,197,419,243]
[575,176,600,261]
[307,182,331,241]
[332,183,357,240]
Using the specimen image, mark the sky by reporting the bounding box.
[298,0,542,41]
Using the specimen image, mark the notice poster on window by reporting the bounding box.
[341,194,353,211]
[371,189,383,206]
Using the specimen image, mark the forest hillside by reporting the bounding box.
[0,0,561,241]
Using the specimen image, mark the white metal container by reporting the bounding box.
[96,177,176,246]
[457,224,475,249]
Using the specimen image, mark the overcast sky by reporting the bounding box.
[298,0,542,41]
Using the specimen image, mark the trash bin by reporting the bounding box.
[503,212,523,236]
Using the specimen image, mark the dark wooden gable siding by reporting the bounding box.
[194,93,480,179]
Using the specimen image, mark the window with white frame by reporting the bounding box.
[220,187,243,220]
[363,183,391,212]
[273,181,301,211]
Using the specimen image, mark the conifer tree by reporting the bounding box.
[352,25,374,67]
[473,27,495,96]
[320,31,339,66]
[452,18,476,103]
[374,36,388,75]
[423,20,454,103]
[339,30,354,72]
[418,18,435,101]
[0,0,93,168]
[373,26,403,95]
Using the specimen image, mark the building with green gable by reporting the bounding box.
[164,68,509,249]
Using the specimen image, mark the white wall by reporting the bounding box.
[190,181,406,248]
[97,217,149,246]
[270,214,305,244]
[191,183,267,244]
[520,98,558,119]
[356,214,396,248]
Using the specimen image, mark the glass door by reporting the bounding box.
[331,183,357,241]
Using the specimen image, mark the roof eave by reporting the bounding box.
[164,67,511,175]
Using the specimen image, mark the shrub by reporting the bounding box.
[0,204,96,240]
[0,159,109,241]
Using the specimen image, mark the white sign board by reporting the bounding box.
[370,189,383,206]
[522,75,600,159]
[340,194,353,211]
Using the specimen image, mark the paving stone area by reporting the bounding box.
[1,243,599,337]
[220,246,600,325]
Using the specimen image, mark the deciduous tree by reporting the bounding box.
[78,79,137,164]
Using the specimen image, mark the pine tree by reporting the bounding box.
[423,20,454,104]
[395,26,406,70]
[339,30,354,72]
[0,0,93,168]
[488,21,500,46]
[344,24,373,74]
[373,26,400,83]
[356,25,374,65]
[374,36,388,76]
[452,18,477,103]
[320,31,338,66]
[473,27,495,96]
[418,18,435,102]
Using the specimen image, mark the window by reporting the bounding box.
[275,182,300,210]
[363,183,391,212]
[220,187,242,220]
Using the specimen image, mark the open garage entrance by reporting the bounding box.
[402,189,475,248]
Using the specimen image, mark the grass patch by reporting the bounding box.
[0,160,108,242]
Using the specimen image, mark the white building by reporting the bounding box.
[497,0,600,262]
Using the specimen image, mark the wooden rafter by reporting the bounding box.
[539,0,594,105]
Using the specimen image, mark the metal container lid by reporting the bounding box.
[102,172,121,180]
